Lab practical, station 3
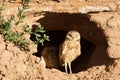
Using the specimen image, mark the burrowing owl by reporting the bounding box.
[59,30,81,74]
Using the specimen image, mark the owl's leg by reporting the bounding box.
[65,63,68,74]
[68,62,72,74]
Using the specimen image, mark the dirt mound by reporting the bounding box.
[0,35,46,80]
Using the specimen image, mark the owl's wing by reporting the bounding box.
[59,41,68,66]
[59,41,67,55]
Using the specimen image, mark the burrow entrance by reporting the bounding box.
[31,12,108,73]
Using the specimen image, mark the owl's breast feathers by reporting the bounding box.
[59,41,81,66]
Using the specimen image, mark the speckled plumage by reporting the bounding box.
[59,30,81,74]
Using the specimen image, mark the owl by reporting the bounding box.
[59,30,81,74]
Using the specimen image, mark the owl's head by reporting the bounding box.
[66,30,80,42]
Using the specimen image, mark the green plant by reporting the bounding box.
[0,0,50,51]
[16,0,30,25]
[31,24,50,45]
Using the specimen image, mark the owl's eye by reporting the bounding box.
[66,37,71,40]
[75,34,79,37]
[68,33,72,37]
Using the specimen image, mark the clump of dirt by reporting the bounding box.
[0,35,46,80]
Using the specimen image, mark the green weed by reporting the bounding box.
[0,0,49,51]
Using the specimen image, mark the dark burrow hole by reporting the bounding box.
[31,12,108,73]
